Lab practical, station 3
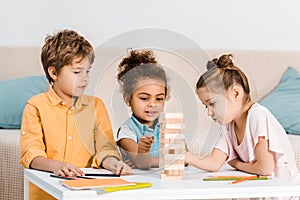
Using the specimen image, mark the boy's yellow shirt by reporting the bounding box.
[20,87,121,200]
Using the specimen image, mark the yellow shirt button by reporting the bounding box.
[68,136,72,140]
[21,131,26,135]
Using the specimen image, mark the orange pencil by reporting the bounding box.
[230,175,259,184]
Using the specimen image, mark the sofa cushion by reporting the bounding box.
[260,66,300,135]
[0,76,48,129]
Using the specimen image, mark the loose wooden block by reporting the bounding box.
[160,173,183,180]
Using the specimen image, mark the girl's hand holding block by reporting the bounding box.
[138,136,154,153]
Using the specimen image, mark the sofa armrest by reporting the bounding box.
[0,129,24,200]
[287,134,300,171]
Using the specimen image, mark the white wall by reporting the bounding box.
[1,0,300,152]
[1,0,300,50]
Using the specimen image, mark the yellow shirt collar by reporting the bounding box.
[47,87,89,108]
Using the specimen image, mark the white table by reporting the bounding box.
[24,165,300,200]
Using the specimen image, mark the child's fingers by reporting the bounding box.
[138,136,154,153]
[55,163,84,176]
[140,136,154,145]
[73,168,84,176]
[138,145,146,152]
[58,167,73,176]
[140,141,152,147]
[137,143,153,153]
[124,159,136,168]
[115,161,123,174]
[64,165,84,176]
[145,135,154,141]
[120,166,132,175]
[57,169,66,176]
[119,162,132,175]
[112,161,132,175]
[138,142,152,151]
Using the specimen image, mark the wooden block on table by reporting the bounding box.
[160,173,183,180]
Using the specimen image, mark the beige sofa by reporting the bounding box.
[1,47,300,200]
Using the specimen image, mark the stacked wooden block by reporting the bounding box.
[159,113,185,179]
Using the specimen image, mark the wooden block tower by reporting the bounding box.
[159,113,185,179]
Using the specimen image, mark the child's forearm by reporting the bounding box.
[229,159,274,176]
[151,157,159,167]
[131,152,152,169]
[101,156,132,175]
[30,156,59,172]
[229,137,275,176]
[30,156,84,176]
[185,149,226,172]
[186,154,220,172]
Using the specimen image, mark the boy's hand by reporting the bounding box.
[52,160,84,177]
[30,156,84,177]
[138,136,154,153]
[124,159,137,169]
[102,157,132,175]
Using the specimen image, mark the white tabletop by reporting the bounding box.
[24,165,300,200]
